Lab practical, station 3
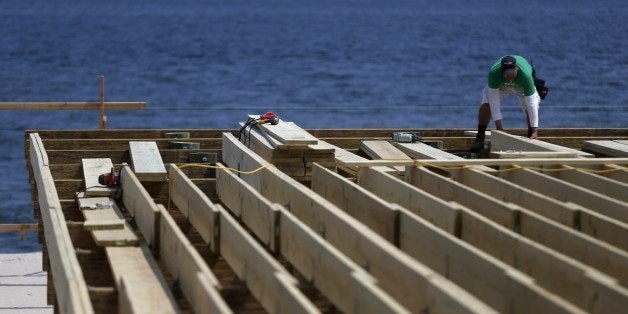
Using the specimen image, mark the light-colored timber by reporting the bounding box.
[24,127,628,313]
[81,158,118,196]
[129,141,168,181]
[583,140,628,157]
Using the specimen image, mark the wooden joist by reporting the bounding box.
[120,166,160,247]
[583,140,628,157]
[491,130,594,158]
[541,165,628,203]
[29,133,94,314]
[105,245,179,313]
[221,132,494,312]
[129,141,168,181]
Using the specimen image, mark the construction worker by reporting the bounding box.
[470,55,544,152]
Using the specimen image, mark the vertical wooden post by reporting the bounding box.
[99,75,107,130]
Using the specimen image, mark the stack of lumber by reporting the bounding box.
[238,117,335,182]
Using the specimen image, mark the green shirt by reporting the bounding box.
[487,55,536,96]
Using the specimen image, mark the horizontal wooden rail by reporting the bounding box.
[339,158,628,168]
[0,223,38,232]
[0,102,146,110]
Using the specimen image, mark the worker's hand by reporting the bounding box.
[529,127,538,139]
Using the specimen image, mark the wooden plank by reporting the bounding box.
[491,130,594,158]
[582,140,628,157]
[218,206,320,314]
[29,133,94,314]
[406,166,520,229]
[215,163,279,251]
[456,204,628,311]
[157,204,224,311]
[500,168,628,224]
[398,208,582,313]
[77,197,138,246]
[396,142,463,160]
[311,164,398,244]
[339,158,628,168]
[357,166,460,234]
[359,140,410,172]
[542,165,628,202]
[81,158,117,196]
[249,116,318,145]
[120,166,159,247]
[316,140,369,176]
[221,133,494,312]
[129,141,168,181]
[105,245,179,313]
[195,272,234,314]
[490,151,579,158]
[169,164,220,251]
[280,210,414,313]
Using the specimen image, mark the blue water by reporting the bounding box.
[1,0,627,251]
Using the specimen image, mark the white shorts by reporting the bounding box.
[482,86,541,113]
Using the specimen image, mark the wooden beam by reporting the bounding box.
[169,164,220,252]
[490,151,580,159]
[542,165,628,203]
[77,197,138,245]
[215,163,279,251]
[250,116,318,145]
[0,102,147,110]
[221,132,493,312]
[582,140,628,157]
[311,164,398,244]
[120,166,159,247]
[338,158,628,168]
[0,223,38,232]
[129,141,168,181]
[81,158,117,196]
[395,141,463,160]
[105,245,179,313]
[359,140,410,172]
[41,138,221,150]
[491,130,594,158]
[29,133,94,314]
[195,272,234,314]
[500,168,628,225]
[157,204,225,311]
[218,205,319,313]
[398,208,581,313]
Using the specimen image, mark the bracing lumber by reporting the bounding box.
[311,164,398,244]
[398,208,581,313]
[105,245,179,313]
[280,210,414,313]
[81,158,117,196]
[77,197,137,246]
[157,204,225,312]
[169,164,220,251]
[359,165,628,311]
[0,101,146,110]
[129,141,168,181]
[218,205,320,314]
[222,132,494,312]
[120,166,160,247]
[491,130,594,158]
[499,168,628,224]
[215,163,279,251]
[583,140,628,157]
[29,133,94,314]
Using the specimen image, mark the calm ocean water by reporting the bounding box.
[1,0,626,251]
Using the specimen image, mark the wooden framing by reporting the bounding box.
[541,165,628,202]
[129,141,168,181]
[359,140,410,172]
[169,164,220,251]
[120,166,160,247]
[157,204,226,312]
[221,132,493,312]
[77,197,138,246]
[583,140,628,157]
[81,158,117,196]
[29,133,94,314]
[218,205,320,314]
[491,130,594,158]
[250,116,318,145]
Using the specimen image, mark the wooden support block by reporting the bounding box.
[582,140,628,157]
[218,206,319,314]
[164,132,190,139]
[129,141,168,181]
[106,245,179,313]
[120,166,159,247]
[29,133,94,314]
[168,141,200,149]
[311,164,398,244]
[249,116,318,145]
[491,130,594,158]
[81,158,117,196]
[215,163,279,251]
[77,196,138,246]
[157,204,223,311]
[169,164,221,252]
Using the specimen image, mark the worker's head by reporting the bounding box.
[500,55,518,81]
